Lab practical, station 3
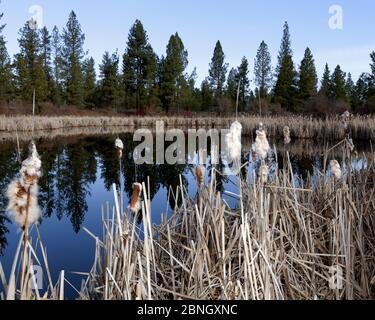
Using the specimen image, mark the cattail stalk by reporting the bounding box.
[115,138,124,214]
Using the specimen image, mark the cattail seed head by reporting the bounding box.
[195,166,205,188]
[259,162,269,184]
[347,138,355,152]
[6,142,42,228]
[225,121,242,161]
[341,111,351,130]
[128,182,142,214]
[330,160,342,180]
[252,127,270,160]
[115,138,124,158]
[283,126,291,144]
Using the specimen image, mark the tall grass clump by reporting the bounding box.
[80,143,375,300]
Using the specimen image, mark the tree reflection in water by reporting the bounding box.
[0,148,19,255]
[0,133,371,254]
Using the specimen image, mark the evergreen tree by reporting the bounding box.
[200,78,213,111]
[353,73,371,109]
[123,20,157,112]
[298,47,317,100]
[160,32,188,112]
[345,73,355,107]
[254,41,272,99]
[320,63,331,97]
[370,51,375,80]
[40,26,54,101]
[82,57,96,108]
[178,67,200,112]
[226,67,239,104]
[61,11,85,106]
[14,20,48,102]
[274,22,298,111]
[208,40,228,97]
[237,57,250,110]
[331,65,347,101]
[51,26,63,104]
[369,51,375,97]
[100,51,120,109]
[0,9,14,102]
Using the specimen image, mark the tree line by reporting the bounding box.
[0,9,375,115]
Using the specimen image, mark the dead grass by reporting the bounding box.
[1,114,375,141]
[80,142,375,300]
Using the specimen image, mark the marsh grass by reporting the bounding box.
[0,227,65,300]
[2,114,375,141]
[79,143,375,300]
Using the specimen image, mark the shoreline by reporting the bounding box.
[1,114,375,141]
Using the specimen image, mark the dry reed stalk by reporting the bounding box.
[80,144,375,300]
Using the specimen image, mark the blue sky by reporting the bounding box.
[1,0,374,87]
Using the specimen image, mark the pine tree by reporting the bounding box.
[123,20,157,112]
[320,63,331,97]
[274,22,298,111]
[298,47,317,100]
[201,78,213,111]
[345,73,355,107]
[0,9,14,103]
[15,20,48,102]
[178,67,200,112]
[331,65,347,101]
[208,41,228,97]
[237,57,250,110]
[40,26,54,101]
[82,57,96,108]
[353,73,371,108]
[100,52,120,109]
[226,67,239,104]
[369,52,375,97]
[61,11,85,106]
[254,41,272,99]
[160,32,188,113]
[51,26,63,104]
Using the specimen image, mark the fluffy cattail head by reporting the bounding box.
[283,126,291,145]
[115,138,124,158]
[230,121,242,137]
[252,127,270,161]
[20,142,42,187]
[195,166,205,188]
[225,121,242,161]
[341,111,351,130]
[6,142,42,228]
[128,182,142,214]
[330,160,342,180]
[259,162,269,184]
[341,111,350,120]
[347,138,355,152]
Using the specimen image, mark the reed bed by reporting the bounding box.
[79,146,375,300]
[1,114,375,141]
[0,125,135,142]
[0,228,65,300]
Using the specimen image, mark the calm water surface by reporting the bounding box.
[0,133,370,299]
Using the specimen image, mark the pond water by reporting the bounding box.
[0,132,371,299]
